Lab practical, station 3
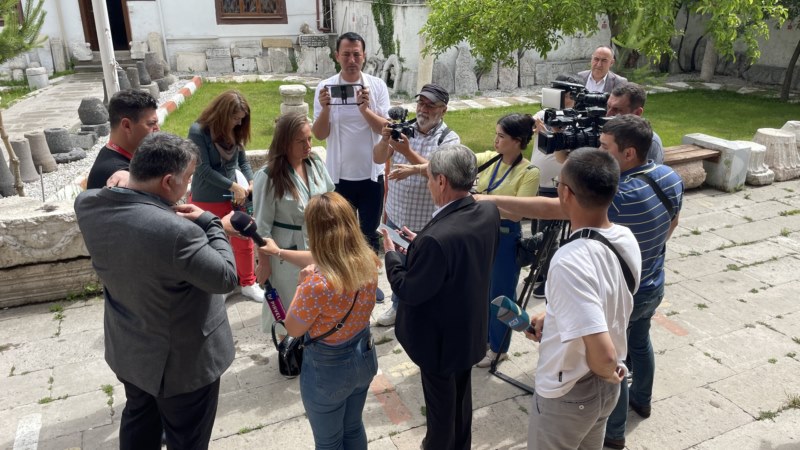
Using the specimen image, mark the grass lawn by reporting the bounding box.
[0,86,33,109]
[161,80,800,156]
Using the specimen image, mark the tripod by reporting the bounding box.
[489,219,570,394]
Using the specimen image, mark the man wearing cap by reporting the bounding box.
[373,83,460,326]
[578,46,628,94]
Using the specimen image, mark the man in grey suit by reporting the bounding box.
[578,46,628,93]
[75,132,238,450]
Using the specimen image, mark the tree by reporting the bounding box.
[780,0,800,101]
[0,0,46,64]
[422,0,786,78]
[693,0,787,81]
[0,0,46,197]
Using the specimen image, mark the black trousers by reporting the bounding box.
[118,376,221,450]
[419,368,473,450]
[335,176,384,252]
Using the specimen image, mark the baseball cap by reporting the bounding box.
[415,83,449,105]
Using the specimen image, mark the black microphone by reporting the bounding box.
[230,211,266,246]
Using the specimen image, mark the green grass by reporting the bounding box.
[161,82,800,157]
[0,86,32,109]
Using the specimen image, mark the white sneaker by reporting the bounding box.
[475,349,508,368]
[376,306,397,326]
[240,283,265,303]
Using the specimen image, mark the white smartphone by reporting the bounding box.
[378,224,410,250]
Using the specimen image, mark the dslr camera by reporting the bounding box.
[538,81,610,154]
[388,106,416,141]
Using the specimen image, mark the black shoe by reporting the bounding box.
[375,287,385,304]
[629,399,651,418]
[532,281,546,299]
[604,436,625,449]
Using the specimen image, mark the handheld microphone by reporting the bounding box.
[230,211,266,246]
[491,295,535,333]
[264,280,286,321]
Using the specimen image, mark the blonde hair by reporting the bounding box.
[306,192,381,293]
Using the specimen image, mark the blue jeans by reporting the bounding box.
[605,284,664,440]
[488,220,522,353]
[300,327,378,450]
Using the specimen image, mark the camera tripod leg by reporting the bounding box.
[489,220,568,395]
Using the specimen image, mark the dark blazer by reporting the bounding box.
[578,70,628,94]
[187,122,255,203]
[75,188,238,397]
[385,196,500,374]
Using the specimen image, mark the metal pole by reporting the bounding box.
[91,0,120,97]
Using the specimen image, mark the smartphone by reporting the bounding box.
[378,224,410,250]
[325,84,363,105]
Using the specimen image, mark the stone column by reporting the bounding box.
[127,67,141,90]
[50,38,67,72]
[26,67,49,90]
[739,141,774,186]
[279,84,309,116]
[0,149,15,197]
[417,34,434,94]
[753,128,800,181]
[10,138,40,182]
[23,131,57,173]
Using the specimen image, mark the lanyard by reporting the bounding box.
[486,153,523,193]
[107,142,133,160]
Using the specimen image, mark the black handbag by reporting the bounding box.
[271,291,359,379]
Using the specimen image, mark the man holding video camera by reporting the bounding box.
[477,115,683,449]
[607,82,664,164]
[312,32,390,255]
[578,46,628,94]
[372,83,460,326]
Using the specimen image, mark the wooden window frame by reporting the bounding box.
[215,0,288,25]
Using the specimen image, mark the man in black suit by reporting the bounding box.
[75,133,237,449]
[382,144,500,450]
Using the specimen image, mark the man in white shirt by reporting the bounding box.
[312,32,390,254]
[578,46,628,94]
[523,148,642,449]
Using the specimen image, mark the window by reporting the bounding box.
[216,0,288,25]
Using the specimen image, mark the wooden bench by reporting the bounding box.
[664,144,721,189]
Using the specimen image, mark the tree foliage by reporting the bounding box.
[0,0,46,65]
[422,0,786,69]
[779,0,800,100]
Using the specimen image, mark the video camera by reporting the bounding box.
[538,81,611,154]
[387,106,416,141]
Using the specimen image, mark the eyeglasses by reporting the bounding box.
[552,177,573,193]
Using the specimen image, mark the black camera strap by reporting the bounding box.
[634,173,677,221]
[567,229,636,295]
[437,126,452,146]
[477,154,503,173]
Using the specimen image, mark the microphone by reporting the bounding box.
[264,280,286,321]
[491,296,535,333]
[230,211,266,246]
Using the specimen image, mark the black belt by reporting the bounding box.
[273,221,301,231]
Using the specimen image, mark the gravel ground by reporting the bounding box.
[20,77,190,202]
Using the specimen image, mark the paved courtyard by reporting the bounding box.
[1,73,800,448]
[1,178,800,449]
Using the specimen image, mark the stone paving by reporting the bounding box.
[1,180,800,449]
[2,73,800,448]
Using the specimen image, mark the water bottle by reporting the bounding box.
[264,280,286,321]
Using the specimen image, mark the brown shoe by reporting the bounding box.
[604,436,625,449]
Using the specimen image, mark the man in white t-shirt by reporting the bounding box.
[524,147,642,449]
[312,32,390,254]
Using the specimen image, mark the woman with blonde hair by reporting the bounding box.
[257,191,380,449]
[252,112,334,332]
[188,89,263,302]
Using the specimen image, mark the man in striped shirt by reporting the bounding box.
[475,114,683,448]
